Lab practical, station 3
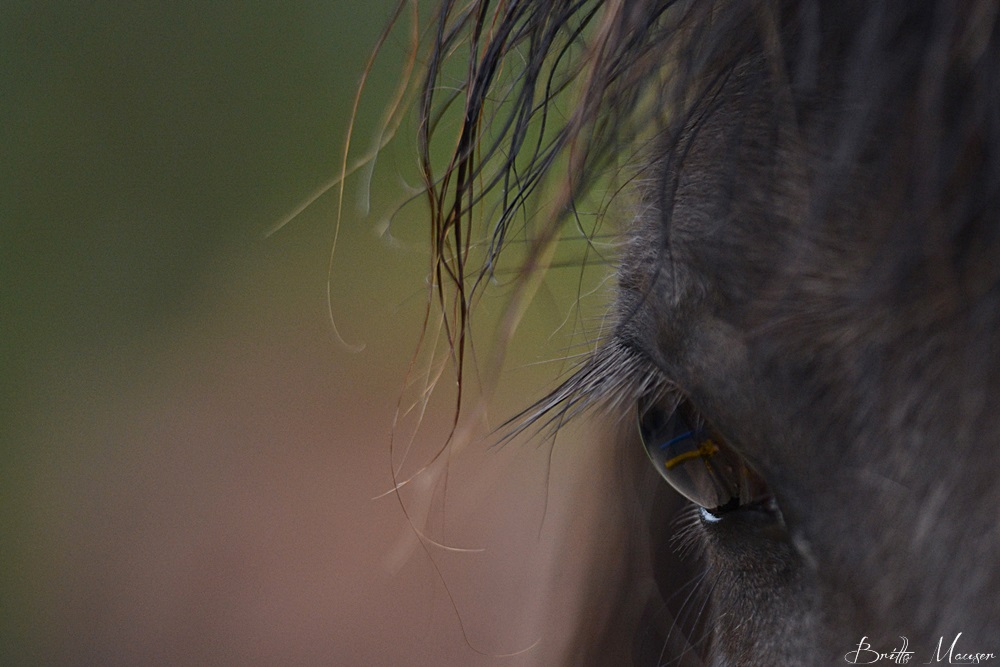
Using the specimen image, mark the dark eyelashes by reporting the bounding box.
[501,337,678,442]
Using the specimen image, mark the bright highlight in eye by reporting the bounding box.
[638,398,770,516]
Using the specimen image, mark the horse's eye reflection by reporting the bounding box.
[638,397,772,518]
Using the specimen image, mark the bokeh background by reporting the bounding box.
[3,3,627,665]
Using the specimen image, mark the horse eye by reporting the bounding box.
[638,397,771,517]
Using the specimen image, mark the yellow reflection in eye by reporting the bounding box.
[640,398,772,513]
[663,437,720,470]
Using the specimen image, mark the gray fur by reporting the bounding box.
[416,1,1000,663]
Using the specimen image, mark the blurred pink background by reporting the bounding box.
[3,3,624,664]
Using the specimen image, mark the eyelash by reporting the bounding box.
[510,338,777,522]
[507,337,677,440]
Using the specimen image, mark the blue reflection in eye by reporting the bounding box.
[659,429,720,470]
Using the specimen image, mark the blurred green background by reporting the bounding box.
[2,3,622,666]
